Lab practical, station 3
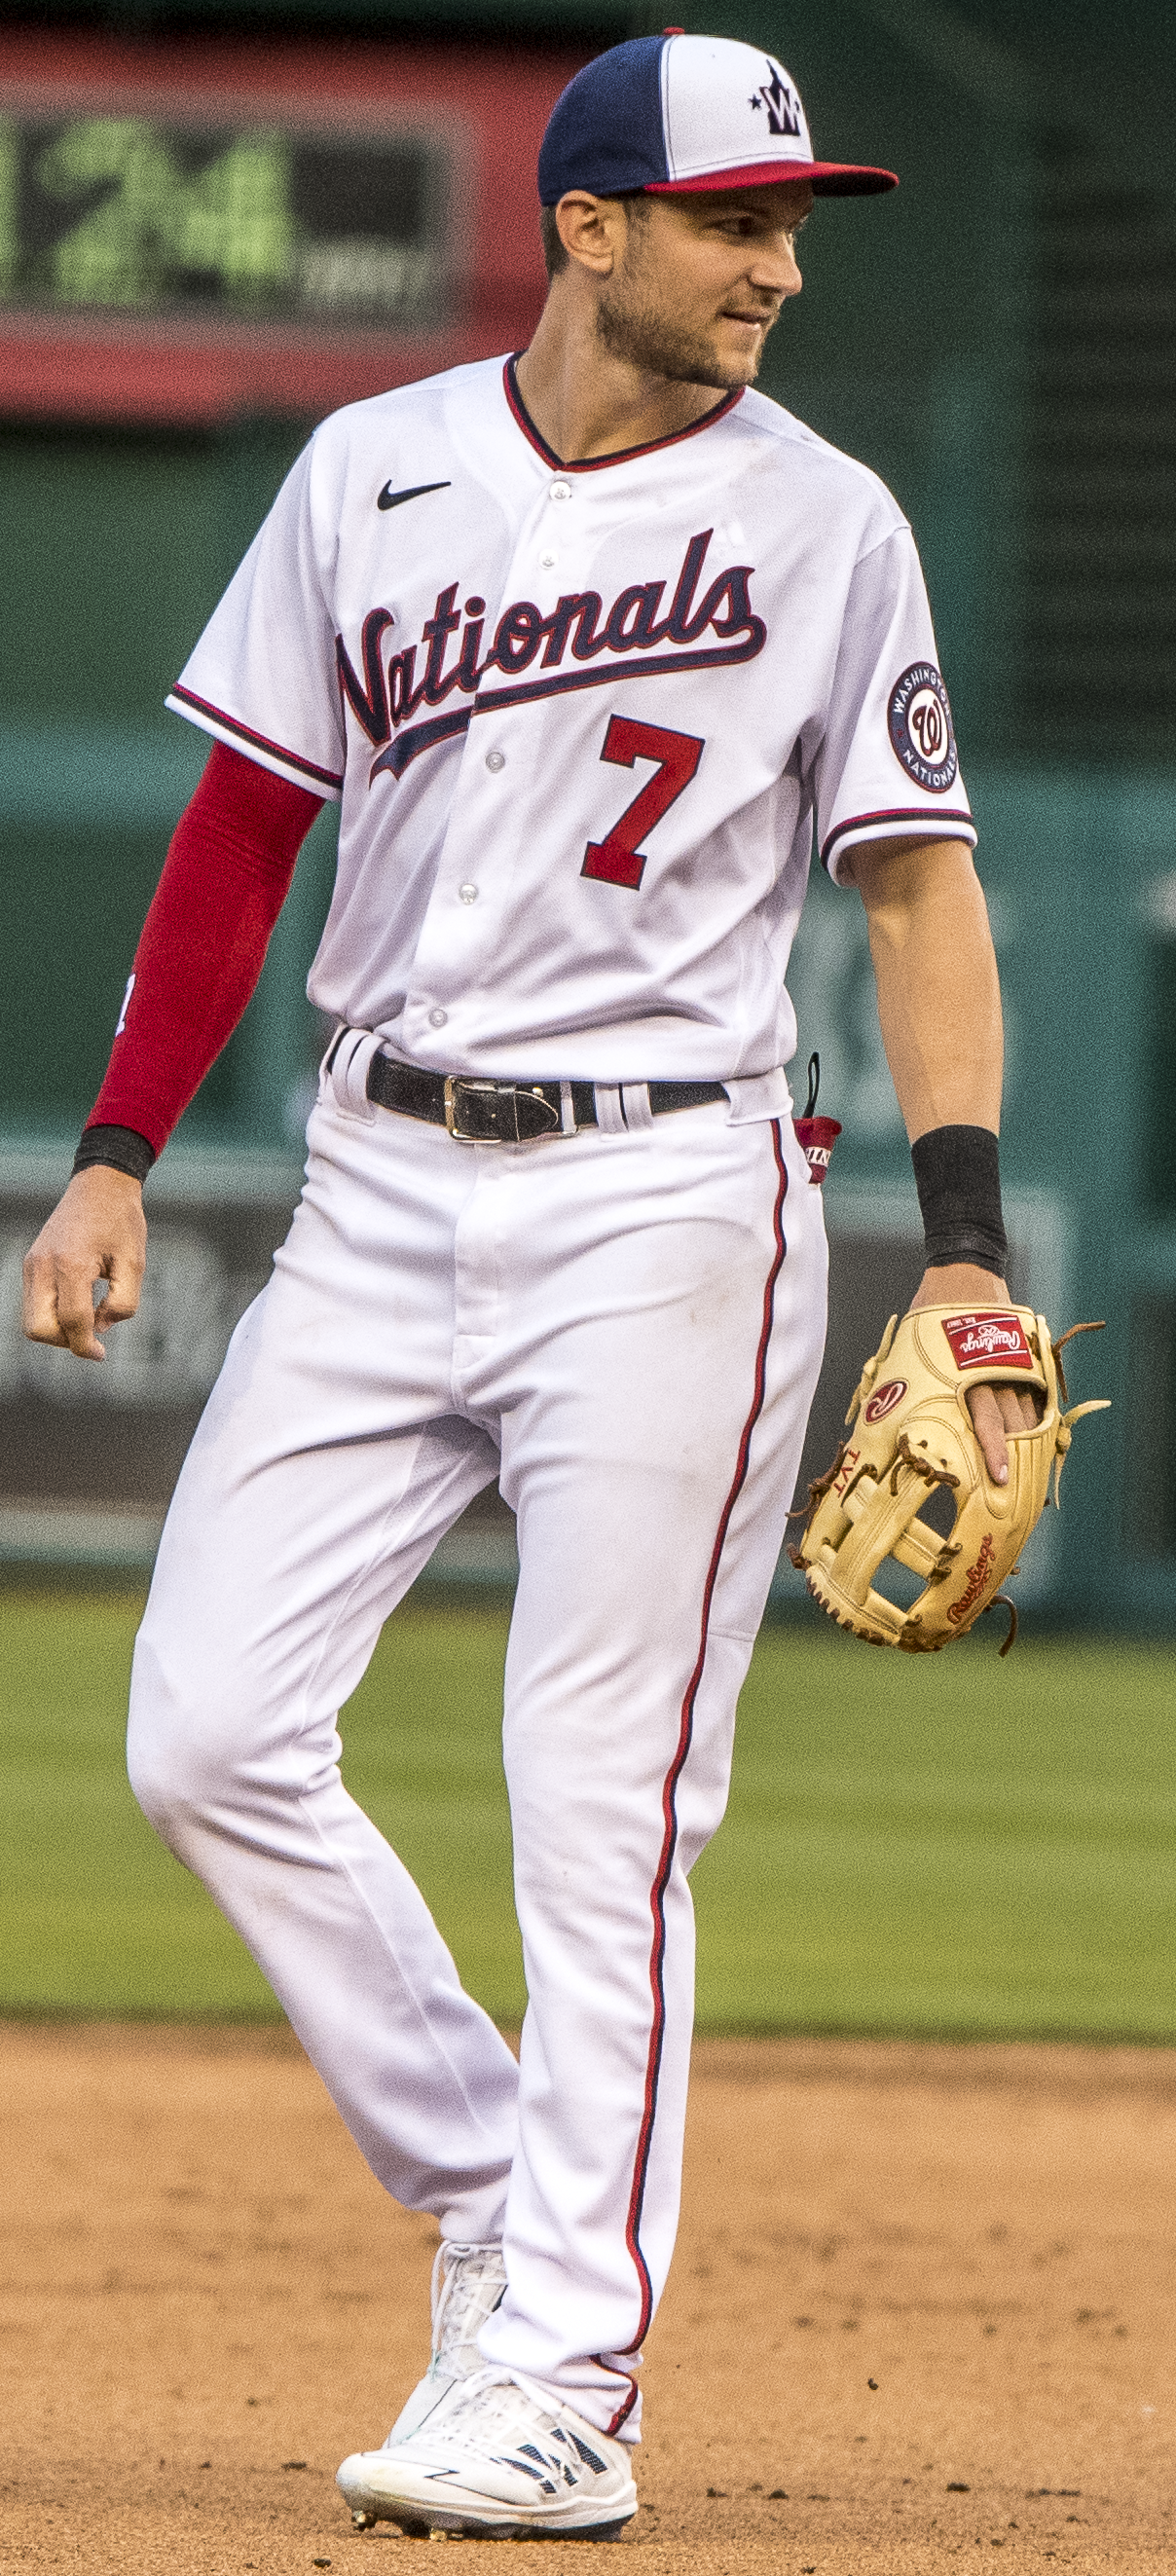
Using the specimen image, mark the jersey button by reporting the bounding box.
[549,479,572,501]
[485,749,505,773]
[459,883,478,903]
[539,550,557,570]
[428,1008,448,1029]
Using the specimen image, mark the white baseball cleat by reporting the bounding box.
[384,2237,508,2446]
[336,2365,638,2539]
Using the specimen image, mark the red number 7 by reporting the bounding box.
[581,716,705,890]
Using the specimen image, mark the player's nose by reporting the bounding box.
[757,235,803,295]
[743,239,801,303]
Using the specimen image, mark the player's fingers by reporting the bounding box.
[53,1269,115,1362]
[92,1261,145,1328]
[966,1381,1010,1486]
[83,1251,146,1345]
[21,1254,108,1361]
[22,1173,147,1360]
[994,1381,1042,1432]
[20,1250,64,1344]
[21,1250,80,1349]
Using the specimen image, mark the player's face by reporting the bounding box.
[595,183,812,391]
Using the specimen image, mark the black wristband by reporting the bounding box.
[72,1124,156,1186]
[911,1124,1007,1276]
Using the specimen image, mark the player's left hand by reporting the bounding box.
[909,1263,1040,1487]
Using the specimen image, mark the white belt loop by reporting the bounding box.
[722,1068,792,1125]
[594,1084,628,1136]
[317,1022,347,1100]
[620,1082,654,1131]
[328,1025,382,1122]
[559,1078,575,1135]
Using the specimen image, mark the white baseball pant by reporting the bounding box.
[128,1054,827,2438]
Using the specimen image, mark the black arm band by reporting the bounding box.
[911,1124,1007,1276]
[72,1124,156,1185]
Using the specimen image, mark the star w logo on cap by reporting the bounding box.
[537,33,898,205]
[750,63,803,139]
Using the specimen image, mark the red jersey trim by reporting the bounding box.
[821,805,976,873]
[502,356,741,473]
[168,683,345,792]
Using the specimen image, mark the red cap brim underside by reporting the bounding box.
[645,159,898,197]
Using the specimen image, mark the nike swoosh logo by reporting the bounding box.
[377,479,451,511]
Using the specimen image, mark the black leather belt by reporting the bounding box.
[364,1053,728,1145]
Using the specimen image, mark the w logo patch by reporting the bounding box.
[755,62,802,136]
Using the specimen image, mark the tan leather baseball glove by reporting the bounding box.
[790,1306,1109,1653]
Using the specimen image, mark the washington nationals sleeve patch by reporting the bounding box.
[887,661,958,793]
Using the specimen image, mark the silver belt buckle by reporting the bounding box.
[444,1076,495,1141]
[443,1077,561,1143]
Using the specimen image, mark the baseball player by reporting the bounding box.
[23,32,1036,2541]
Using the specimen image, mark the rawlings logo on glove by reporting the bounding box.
[940,1310,1035,1371]
[790,1306,1109,1654]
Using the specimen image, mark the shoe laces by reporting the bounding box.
[430,2241,506,2375]
[422,2368,567,2454]
[420,2367,616,2484]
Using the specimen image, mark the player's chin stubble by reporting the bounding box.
[594,280,778,391]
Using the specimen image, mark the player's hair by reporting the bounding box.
[539,192,651,281]
[539,204,569,278]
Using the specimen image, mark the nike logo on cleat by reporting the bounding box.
[377,479,451,511]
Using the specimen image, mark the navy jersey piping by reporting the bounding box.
[502,356,742,473]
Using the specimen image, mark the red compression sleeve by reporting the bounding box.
[85,741,324,1157]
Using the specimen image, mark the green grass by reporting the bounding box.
[2,1591,1175,2038]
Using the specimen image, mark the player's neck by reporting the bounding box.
[514,301,733,463]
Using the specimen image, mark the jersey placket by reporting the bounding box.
[401,468,590,1059]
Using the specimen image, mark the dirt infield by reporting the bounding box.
[3,2028,1176,2572]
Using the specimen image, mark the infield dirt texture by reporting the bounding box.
[4,2023,1176,2570]
[4,1598,1176,2567]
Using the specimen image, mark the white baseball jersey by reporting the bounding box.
[134,336,979,2456]
[167,351,974,1088]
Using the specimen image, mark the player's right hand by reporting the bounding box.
[21,1167,147,1362]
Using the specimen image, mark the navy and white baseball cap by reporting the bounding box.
[537,32,897,204]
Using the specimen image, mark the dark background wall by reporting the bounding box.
[2,0,1174,1620]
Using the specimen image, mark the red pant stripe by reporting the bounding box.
[619,1122,790,2358]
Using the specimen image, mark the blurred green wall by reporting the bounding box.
[0,420,334,1140]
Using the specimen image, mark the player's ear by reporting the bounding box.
[554,192,623,276]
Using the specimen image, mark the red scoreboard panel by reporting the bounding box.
[0,29,585,423]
